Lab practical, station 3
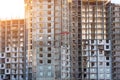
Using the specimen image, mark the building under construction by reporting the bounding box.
[0,19,26,80]
[24,0,112,80]
[0,0,120,80]
[111,3,120,80]
[78,0,111,80]
[25,0,78,80]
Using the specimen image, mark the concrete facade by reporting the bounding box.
[78,0,111,80]
[0,19,26,80]
[111,3,120,80]
[0,0,120,80]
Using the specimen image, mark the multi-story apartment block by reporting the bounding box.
[24,0,113,80]
[78,0,112,80]
[0,0,120,80]
[0,19,26,80]
[24,0,78,80]
[111,3,120,80]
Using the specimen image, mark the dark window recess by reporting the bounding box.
[106,40,109,43]
[106,46,109,49]
[106,62,109,66]
[106,57,109,60]
[39,48,43,51]
[39,54,43,57]
[48,29,51,33]
[48,60,51,63]
[48,47,51,51]
[1,54,4,57]
[48,0,51,2]
[48,5,51,8]
[39,60,43,63]
[48,54,51,57]
[91,62,95,66]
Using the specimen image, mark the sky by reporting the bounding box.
[0,0,24,19]
[0,0,119,19]
[111,0,120,4]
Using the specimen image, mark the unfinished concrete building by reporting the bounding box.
[78,0,111,80]
[24,0,114,80]
[1,0,120,80]
[111,3,120,80]
[0,19,26,80]
[24,0,79,80]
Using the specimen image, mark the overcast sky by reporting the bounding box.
[111,0,120,4]
[0,0,24,19]
[0,0,120,19]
